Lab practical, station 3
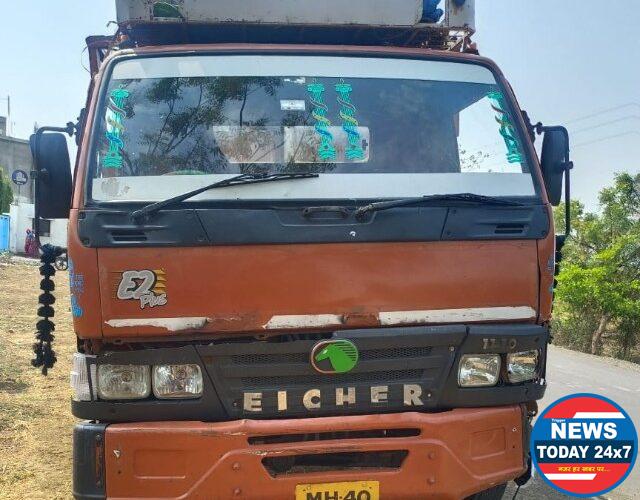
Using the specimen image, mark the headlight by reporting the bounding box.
[70,353,96,401]
[458,354,500,387]
[507,350,539,383]
[97,364,151,400]
[153,364,203,399]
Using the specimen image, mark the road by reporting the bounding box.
[503,345,640,500]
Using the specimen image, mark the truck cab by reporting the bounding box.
[30,1,573,498]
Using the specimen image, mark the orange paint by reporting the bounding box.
[67,209,102,338]
[105,407,525,499]
[88,240,540,338]
[537,206,556,323]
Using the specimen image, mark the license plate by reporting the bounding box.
[295,481,379,500]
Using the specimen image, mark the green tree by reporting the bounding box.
[553,173,640,359]
[0,168,14,213]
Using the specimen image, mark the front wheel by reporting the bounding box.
[466,483,507,500]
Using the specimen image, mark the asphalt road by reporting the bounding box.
[502,345,640,500]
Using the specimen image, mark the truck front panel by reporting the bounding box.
[93,240,541,338]
[68,45,552,499]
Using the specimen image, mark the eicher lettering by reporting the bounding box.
[244,384,425,413]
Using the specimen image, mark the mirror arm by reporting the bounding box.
[562,160,574,239]
[521,110,542,143]
[555,158,573,263]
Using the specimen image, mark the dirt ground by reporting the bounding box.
[0,258,75,500]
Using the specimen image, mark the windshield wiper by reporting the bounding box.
[131,172,319,221]
[354,193,525,220]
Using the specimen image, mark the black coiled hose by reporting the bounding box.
[32,244,66,375]
[30,123,75,375]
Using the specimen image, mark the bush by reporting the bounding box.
[0,168,14,213]
[552,310,600,354]
[552,173,640,362]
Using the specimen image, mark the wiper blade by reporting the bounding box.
[354,193,525,219]
[131,172,319,220]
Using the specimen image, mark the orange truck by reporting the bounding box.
[29,1,575,498]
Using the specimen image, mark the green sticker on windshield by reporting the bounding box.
[103,87,130,170]
[335,80,365,161]
[487,90,523,164]
[307,82,336,161]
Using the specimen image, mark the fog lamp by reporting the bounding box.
[458,354,500,387]
[507,350,539,383]
[153,364,203,399]
[70,353,96,401]
[97,364,151,400]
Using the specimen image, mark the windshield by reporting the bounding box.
[91,55,536,202]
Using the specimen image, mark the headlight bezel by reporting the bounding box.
[152,364,204,400]
[86,343,541,403]
[96,364,152,401]
[506,349,540,384]
[457,353,501,388]
[92,362,205,401]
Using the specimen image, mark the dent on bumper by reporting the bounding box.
[97,406,526,499]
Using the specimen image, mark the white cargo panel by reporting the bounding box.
[116,0,424,27]
[446,0,475,30]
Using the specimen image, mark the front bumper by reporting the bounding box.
[76,406,527,499]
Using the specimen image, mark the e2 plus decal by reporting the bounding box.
[116,269,167,309]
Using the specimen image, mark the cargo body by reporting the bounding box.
[116,0,425,26]
[46,6,562,498]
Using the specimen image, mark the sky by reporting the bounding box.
[0,0,638,211]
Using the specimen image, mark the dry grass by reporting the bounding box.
[0,260,75,500]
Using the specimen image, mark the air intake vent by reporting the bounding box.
[249,428,420,445]
[110,230,148,243]
[494,223,526,235]
[262,450,408,477]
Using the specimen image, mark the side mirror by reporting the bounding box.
[30,128,73,220]
[538,125,574,246]
[540,126,570,206]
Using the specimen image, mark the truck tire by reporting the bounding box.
[466,483,508,500]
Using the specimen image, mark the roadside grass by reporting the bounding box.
[0,261,75,500]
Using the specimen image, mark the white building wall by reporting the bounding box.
[9,202,68,254]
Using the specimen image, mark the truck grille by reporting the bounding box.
[197,325,465,418]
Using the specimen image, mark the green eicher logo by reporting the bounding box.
[311,339,359,374]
